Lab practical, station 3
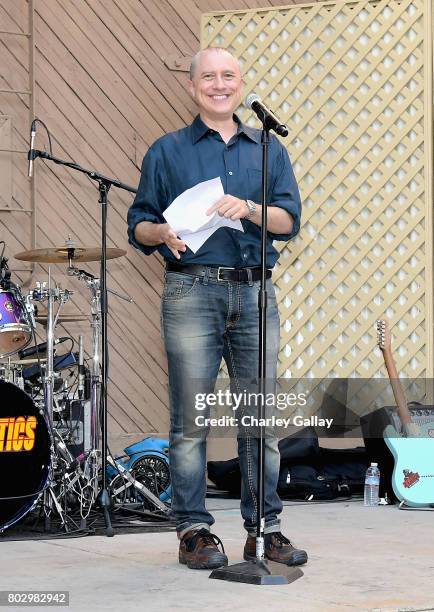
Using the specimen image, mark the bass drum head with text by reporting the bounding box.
[0,381,51,532]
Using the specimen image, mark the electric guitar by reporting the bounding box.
[376,319,434,507]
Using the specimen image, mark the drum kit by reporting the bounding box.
[0,240,169,535]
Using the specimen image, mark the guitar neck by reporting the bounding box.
[381,347,412,426]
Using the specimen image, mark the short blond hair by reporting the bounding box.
[189,47,242,80]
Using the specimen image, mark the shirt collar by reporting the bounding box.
[235,116,261,144]
[190,114,261,145]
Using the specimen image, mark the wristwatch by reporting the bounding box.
[245,199,257,220]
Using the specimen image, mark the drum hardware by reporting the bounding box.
[21,352,78,382]
[65,264,136,521]
[7,357,47,365]
[107,288,133,303]
[29,263,104,521]
[67,264,132,441]
[69,266,101,503]
[30,280,73,303]
[2,354,77,406]
[0,233,166,534]
[0,360,25,390]
[21,270,72,427]
[0,292,165,533]
[30,268,74,530]
[106,455,170,515]
[66,266,133,303]
[28,280,73,332]
[106,437,171,506]
[3,232,166,533]
[35,313,89,324]
[54,399,92,455]
[0,264,104,526]
[18,337,70,360]
[28,371,70,407]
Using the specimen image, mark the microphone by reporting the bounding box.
[0,255,11,289]
[27,119,37,178]
[245,94,288,137]
[18,337,69,359]
[78,335,85,399]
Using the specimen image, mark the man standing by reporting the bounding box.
[127,47,306,570]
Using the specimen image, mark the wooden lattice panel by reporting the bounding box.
[202,0,433,383]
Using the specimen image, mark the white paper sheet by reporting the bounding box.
[163,177,244,253]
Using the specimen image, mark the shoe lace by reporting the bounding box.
[187,528,226,553]
[269,532,292,547]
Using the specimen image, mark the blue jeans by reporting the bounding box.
[161,270,283,538]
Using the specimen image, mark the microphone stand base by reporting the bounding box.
[97,488,115,537]
[209,559,303,585]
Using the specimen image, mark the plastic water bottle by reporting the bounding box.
[364,462,380,506]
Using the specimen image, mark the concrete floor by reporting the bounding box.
[0,498,433,612]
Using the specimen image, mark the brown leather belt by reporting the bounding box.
[166,262,272,282]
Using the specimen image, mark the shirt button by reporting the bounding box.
[228,171,233,176]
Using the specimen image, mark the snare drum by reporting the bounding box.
[0,380,51,532]
[0,286,32,357]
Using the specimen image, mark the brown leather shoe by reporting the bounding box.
[244,532,308,566]
[179,528,228,570]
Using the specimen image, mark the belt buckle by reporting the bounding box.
[217,266,234,281]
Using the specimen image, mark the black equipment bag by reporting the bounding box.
[277,445,367,500]
[207,427,368,501]
[277,465,340,500]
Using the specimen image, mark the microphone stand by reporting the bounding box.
[210,118,303,585]
[29,149,136,537]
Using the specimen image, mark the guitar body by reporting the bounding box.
[384,424,434,507]
[377,320,434,507]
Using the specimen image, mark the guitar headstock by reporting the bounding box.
[376,319,391,353]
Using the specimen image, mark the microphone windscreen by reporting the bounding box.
[245,93,261,109]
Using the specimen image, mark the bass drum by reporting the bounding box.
[0,381,51,532]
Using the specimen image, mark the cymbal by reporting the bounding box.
[35,313,89,324]
[15,246,126,263]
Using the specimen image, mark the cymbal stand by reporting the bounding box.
[40,268,70,530]
[67,266,133,459]
[45,268,54,424]
[66,266,101,517]
[35,273,95,528]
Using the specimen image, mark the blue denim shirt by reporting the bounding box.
[127,115,301,268]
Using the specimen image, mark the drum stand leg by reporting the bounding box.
[42,486,67,532]
[68,268,112,532]
[67,267,102,499]
[43,269,55,426]
[90,280,102,503]
[41,270,70,533]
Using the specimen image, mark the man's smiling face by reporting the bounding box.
[188,48,244,123]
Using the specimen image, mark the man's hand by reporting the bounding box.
[134,221,187,258]
[207,195,249,220]
[158,223,187,260]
